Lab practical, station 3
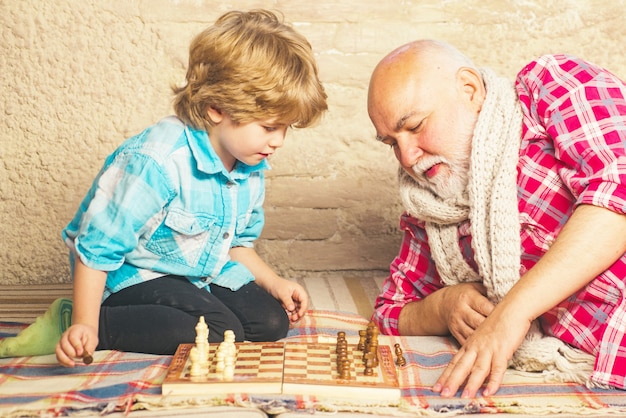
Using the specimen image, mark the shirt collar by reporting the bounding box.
[185,124,270,180]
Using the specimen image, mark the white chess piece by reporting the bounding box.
[189,346,203,377]
[215,350,225,373]
[195,316,209,346]
[215,330,237,380]
[223,363,235,381]
[192,316,210,376]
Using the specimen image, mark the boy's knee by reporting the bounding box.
[249,310,289,342]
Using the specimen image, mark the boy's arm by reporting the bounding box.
[228,246,308,322]
[56,258,106,367]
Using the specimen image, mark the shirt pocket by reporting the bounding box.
[146,209,219,267]
[235,211,252,235]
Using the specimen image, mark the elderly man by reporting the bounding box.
[367,39,626,399]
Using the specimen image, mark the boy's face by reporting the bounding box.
[207,108,288,171]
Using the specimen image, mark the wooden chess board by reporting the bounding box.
[162,340,401,401]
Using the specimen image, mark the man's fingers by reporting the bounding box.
[435,348,476,397]
[459,354,492,398]
[482,358,508,397]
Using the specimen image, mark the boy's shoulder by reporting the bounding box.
[116,116,195,162]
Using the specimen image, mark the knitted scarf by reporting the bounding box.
[398,68,597,386]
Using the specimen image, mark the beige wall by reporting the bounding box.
[2,0,625,285]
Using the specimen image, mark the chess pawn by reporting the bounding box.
[189,346,203,377]
[215,350,225,373]
[395,343,407,366]
[221,330,237,355]
[364,355,375,376]
[396,354,407,367]
[357,330,367,351]
[223,364,235,381]
[222,353,236,381]
[223,330,236,343]
[369,327,379,344]
[339,358,351,380]
[363,351,378,372]
[336,345,348,362]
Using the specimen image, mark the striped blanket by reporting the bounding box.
[2,309,626,417]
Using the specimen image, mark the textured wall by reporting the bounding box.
[2,0,626,285]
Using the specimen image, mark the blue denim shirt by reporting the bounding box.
[63,116,268,300]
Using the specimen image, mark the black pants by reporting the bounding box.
[96,275,289,355]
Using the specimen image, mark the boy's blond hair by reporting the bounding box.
[173,9,327,130]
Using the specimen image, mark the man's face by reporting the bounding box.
[368,61,480,200]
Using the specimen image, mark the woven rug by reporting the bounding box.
[2,310,626,417]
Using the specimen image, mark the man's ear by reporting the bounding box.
[206,106,224,124]
[457,67,486,111]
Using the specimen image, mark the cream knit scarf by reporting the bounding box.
[398,68,598,386]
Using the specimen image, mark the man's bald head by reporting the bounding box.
[368,40,477,117]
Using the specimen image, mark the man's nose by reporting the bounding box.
[395,138,423,168]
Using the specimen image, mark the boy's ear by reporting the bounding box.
[206,106,223,124]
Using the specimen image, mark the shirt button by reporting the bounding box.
[223,232,230,239]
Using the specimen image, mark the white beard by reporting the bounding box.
[406,153,470,201]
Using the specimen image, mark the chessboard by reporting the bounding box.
[163,342,285,395]
[281,341,400,400]
[163,336,401,401]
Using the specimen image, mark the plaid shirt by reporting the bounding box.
[373,55,626,388]
[63,116,268,300]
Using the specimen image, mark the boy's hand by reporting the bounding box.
[271,278,309,322]
[56,324,98,367]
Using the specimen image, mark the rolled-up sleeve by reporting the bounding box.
[516,54,626,216]
[372,213,445,335]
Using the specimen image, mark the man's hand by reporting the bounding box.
[433,304,531,398]
[438,282,494,344]
[398,282,495,337]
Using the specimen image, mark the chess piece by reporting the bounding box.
[357,330,367,351]
[189,346,203,377]
[191,316,210,376]
[215,329,237,380]
[369,326,379,346]
[82,352,94,365]
[394,343,407,366]
[215,350,225,373]
[363,352,376,375]
[223,354,235,381]
[339,358,351,379]
[195,316,209,345]
[364,354,375,376]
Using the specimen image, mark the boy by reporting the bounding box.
[1,9,327,367]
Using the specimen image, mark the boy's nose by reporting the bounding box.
[269,133,285,148]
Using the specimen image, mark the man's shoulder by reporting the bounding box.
[516,54,602,85]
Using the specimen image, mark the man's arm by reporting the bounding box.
[399,281,495,344]
[435,204,626,398]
